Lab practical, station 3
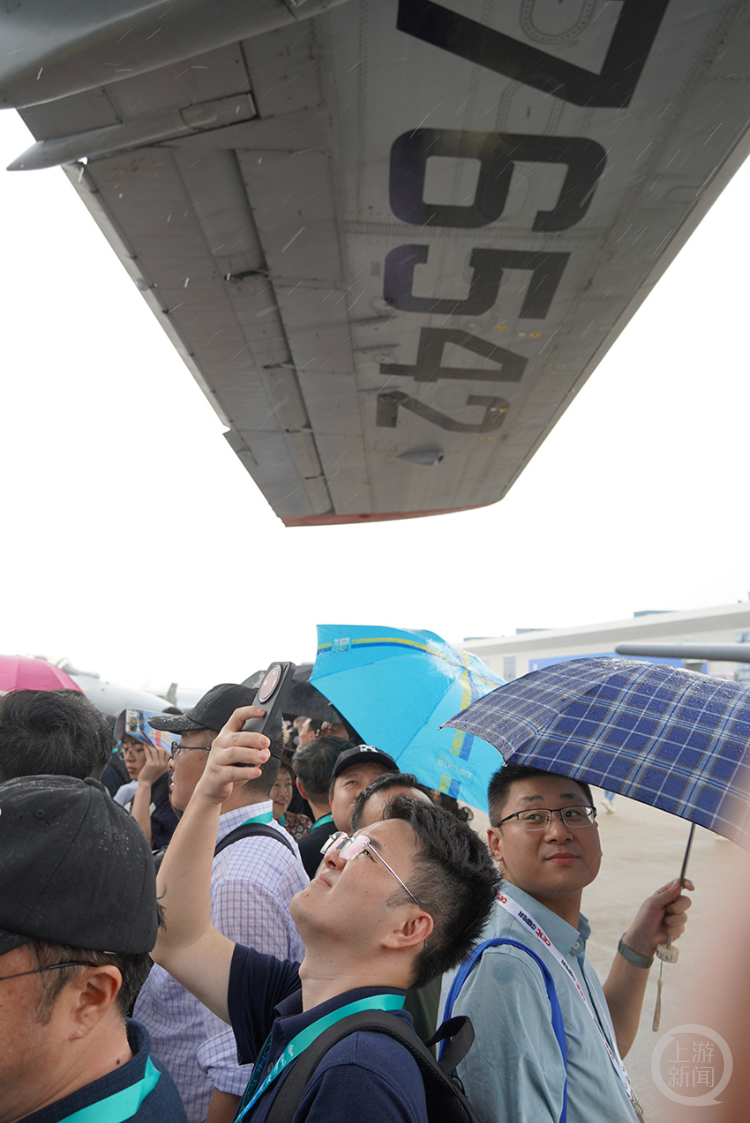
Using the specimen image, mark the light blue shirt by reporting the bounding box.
[439,887,638,1123]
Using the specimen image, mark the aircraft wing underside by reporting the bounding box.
[10,0,750,525]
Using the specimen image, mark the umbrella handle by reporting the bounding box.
[652,973,664,1033]
[655,822,695,965]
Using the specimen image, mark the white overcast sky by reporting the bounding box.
[1,108,749,696]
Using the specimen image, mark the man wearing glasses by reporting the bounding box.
[153,705,499,1123]
[134,684,308,1123]
[440,764,694,1123]
[0,775,187,1122]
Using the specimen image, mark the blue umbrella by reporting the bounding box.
[311,624,506,811]
[443,656,750,848]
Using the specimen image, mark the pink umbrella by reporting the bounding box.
[0,655,82,693]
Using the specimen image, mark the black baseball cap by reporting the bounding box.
[331,745,399,783]
[148,683,257,735]
[0,776,158,957]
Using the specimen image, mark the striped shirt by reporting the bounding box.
[133,801,308,1122]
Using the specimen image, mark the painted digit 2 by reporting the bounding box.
[377,0,668,435]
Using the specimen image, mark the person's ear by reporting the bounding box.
[487,826,504,865]
[65,966,122,1039]
[383,910,433,952]
[295,778,308,800]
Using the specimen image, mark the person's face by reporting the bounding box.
[357,785,433,830]
[0,945,68,1117]
[297,718,319,749]
[270,768,294,821]
[168,729,214,812]
[330,763,392,833]
[122,735,146,779]
[487,775,601,920]
[290,817,424,945]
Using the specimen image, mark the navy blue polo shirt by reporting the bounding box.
[149,773,179,849]
[22,1020,186,1122]
[228,945,428,1123]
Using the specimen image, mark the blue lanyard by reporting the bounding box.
[57,1057,160,1123]
[236,993,405,1121]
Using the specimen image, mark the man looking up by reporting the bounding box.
[351,773,439,1044]
[0,774,186,1122]
[153,706,500,1123]
[134,684,308,1123]
[440,764,694,1123]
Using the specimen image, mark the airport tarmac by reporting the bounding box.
[469,789,737,1120]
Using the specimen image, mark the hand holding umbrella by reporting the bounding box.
[617,876,695,1033]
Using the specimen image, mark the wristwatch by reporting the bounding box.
[617,934,654,969]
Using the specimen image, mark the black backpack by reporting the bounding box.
[154,819,297,872]
[214,821,296,858]
[264,1011,488,1123]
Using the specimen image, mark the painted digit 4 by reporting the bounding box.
[380,328,527,384]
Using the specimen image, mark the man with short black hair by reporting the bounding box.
[0,774,186,1122]
[440,763,693,1123]
[0,688,112,782]
[134,683,308,1123]
[351,771,434,833]
[153,706,500,1123]
[350,773,439,1044]
[293,735,350,878]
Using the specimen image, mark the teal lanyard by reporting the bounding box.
[314,813,333,827]
[239,810,274,826]
[57,1057,160,1123]
[236,993,405,1122]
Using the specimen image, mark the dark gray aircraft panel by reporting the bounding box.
[4,0,750,525]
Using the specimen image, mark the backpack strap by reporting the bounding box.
[442,937,568,1123]
[214,822,296,858]
[263,1009,489,1123]
[425,1015,475,1075]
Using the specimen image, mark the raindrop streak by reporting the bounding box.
[281,228,306,254]
[36,67,43,80]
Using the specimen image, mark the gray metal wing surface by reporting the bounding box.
[5,0,750,525]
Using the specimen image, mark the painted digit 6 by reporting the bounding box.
[390,129,605,231]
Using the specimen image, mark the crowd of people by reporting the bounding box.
[0,681,693,1122]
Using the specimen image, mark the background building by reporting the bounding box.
[465,602,750,683]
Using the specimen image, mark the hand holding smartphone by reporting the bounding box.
[240,661,296,753]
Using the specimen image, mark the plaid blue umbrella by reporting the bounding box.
[444,656,750,848]
[311,624,506,811]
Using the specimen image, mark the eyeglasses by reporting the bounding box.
[122,742,145,757]
[496,805,598,832]
[0,960,101,983]
[171,745,212,759]
[320,831,422,907]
